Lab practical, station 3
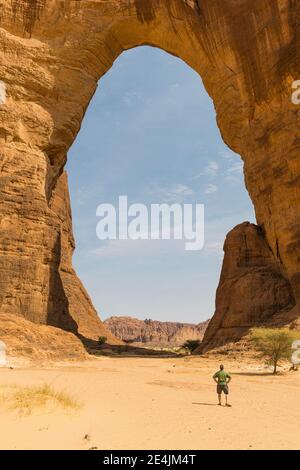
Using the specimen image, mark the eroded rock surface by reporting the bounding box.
[0,313,88,362]
[0,1,299,350]
[49,171,121,343]
[199,223,296,352]
[104,316,210,347]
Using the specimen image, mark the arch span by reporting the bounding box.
[0,0,299,348]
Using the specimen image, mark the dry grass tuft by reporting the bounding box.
[0,383,82,416]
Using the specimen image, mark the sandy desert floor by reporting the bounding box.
[0,355,299,450]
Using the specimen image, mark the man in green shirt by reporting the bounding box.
[213,364,232,407]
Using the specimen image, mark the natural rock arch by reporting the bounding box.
[0,0,299,348]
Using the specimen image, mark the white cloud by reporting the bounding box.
[152,183,194,202]
[204,184,218,194]
[224,161,244,183]
[206,161,219,177]
[192,161,219,180]
[226,162,243,174]
[123,91,143,106]
[219,150,234,160]
[172,184,194,195]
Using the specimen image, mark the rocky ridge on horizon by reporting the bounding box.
[104,316,210,347]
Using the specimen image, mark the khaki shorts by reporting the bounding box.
[217,384,229,395]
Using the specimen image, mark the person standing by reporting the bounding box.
[213,364,232,407]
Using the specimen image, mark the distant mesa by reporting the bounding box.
[104,316,210,347]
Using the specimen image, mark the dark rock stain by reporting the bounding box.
[134,0,160,23]
[185,0,292,103]
[291,0,300,64]
[11,0,46,37]
[221,0,298,102]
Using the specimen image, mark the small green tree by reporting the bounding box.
[182,339,201,354]
[250,328,297,374]
[98,336,107,346]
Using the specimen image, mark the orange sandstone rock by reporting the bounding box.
[0,1,299,351]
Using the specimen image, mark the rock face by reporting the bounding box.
[104,316,209,347]
[49,171,120,344]
[0,1,300,349]
[199,223,296,352]
[0,313,87,363]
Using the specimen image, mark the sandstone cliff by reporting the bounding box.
[0,313,87,363]
[104,316,210,347]
[199,222,296,352]
[49,171,121,344]
[0,1,300,352]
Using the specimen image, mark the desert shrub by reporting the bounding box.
[0,383,81,416]
[182,339,201,353]
[250,328,298,374]
[98,336,107,346]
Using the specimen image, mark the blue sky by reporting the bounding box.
[67,46,255,324]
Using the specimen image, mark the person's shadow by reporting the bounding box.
[192,402,219,406]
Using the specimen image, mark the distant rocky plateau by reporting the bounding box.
[104,316,210,347]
